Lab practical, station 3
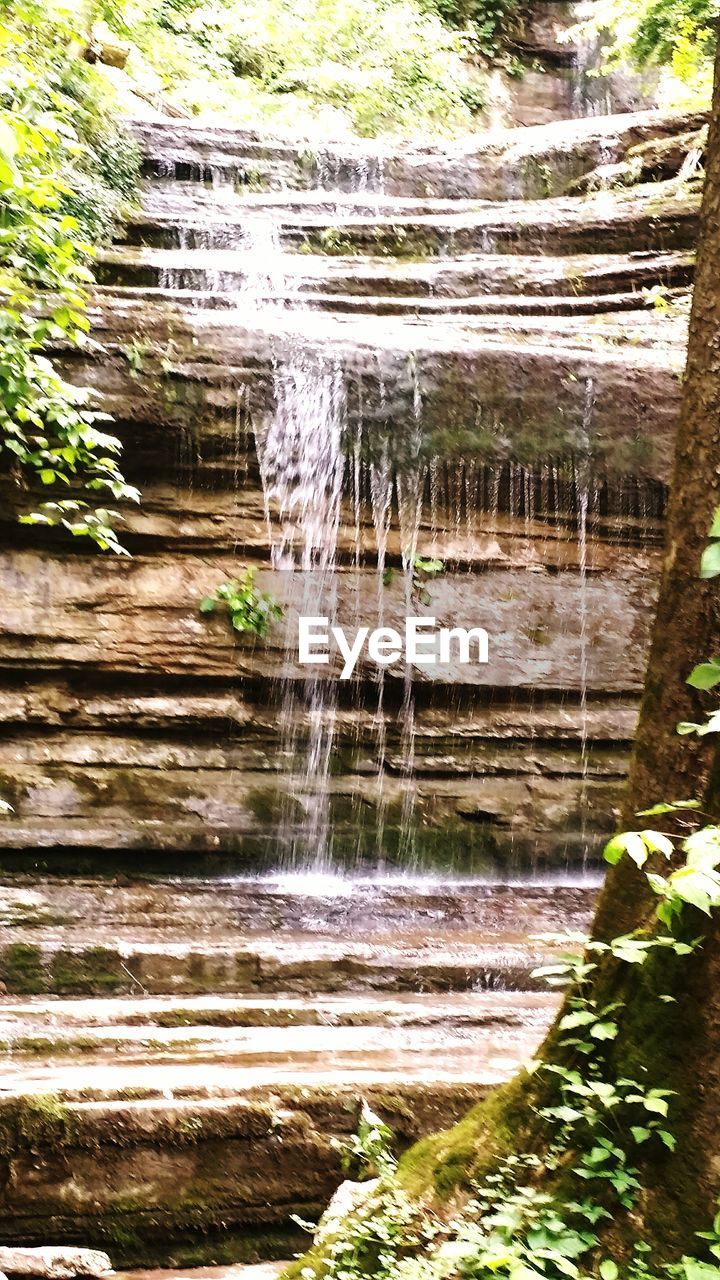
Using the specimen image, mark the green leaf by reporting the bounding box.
[599,1261,619,1280]
[630,1126,651,1144]
[543,1105,584,1123]
[603,834,630,865]
[683,1262,720,1280]
[640,829,674,858]
[643,1097,670,1117]
[700,543,720,579]
[39,469,56,485]
[626,832,650,867]
[590,1021,618,1040]
[687,659,720,690]
[670,866,719,914]
[198,597,216,614]
[637,799,700,816]
[559,1009,597,1030]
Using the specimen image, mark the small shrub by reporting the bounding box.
[199,569,284,637]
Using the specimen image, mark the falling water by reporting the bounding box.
[258,354,346,570]
[577,377,595,863]
[255,349,348,871]
[212,195,353,870]
[239,217,288,306]
[369,422,394,866]
[396,359,426,868]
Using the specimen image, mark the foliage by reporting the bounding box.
[343,1102,399,1180]
[421,0,522,60]
[199,569,284,637]
[2,2,141,243]
[0,1,141,552]
[382,554,444,604]
[565,0,718,108]
[630,0,718,68]
[92,0,490,138]
[412,555,444,605]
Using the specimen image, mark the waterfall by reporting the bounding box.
[259,351,347,871]
[258,354,345,570]
[104,104,669,882]
[239,216,287,307]
[395,359,426,869]
[577,376,595,864]
[229,202,353,871]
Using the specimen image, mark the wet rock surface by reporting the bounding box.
[0,72,702,1268]
[0,872,588,1258]
[0,108,679,856]
[0,980,556,1263]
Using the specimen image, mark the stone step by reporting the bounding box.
[0,939,556,997]
[0,990,556,1084]
[118,181,699,257]
[0,1025,546,1090]
[79,286,687,362]
[94,244,693,301]
[285,289,688,319]
[0,989,558,1030]
[129,108,707,200]
[0,1077,489,1264]
[93,282,690,319]
[83,282,681,358]
[0,990,555,1259]
[0,874,596,996]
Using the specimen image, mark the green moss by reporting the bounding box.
[0,942,47,994]
[0,1093,73,1153]
[397,1074,532,1199]
[50,946,125,994]
[9,1034,104,1056]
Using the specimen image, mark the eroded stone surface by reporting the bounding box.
[0,1249,112,1279]
[0,83,695,1270]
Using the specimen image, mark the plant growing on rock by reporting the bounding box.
[199,569,284,637]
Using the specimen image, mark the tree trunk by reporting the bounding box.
[592,30,720,942]
[436,27,720,1242]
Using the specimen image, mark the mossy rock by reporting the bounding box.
[0,942,47,994]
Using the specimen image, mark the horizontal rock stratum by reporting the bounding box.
[0,106,698,864]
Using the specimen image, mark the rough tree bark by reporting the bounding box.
[593,28,720,941]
